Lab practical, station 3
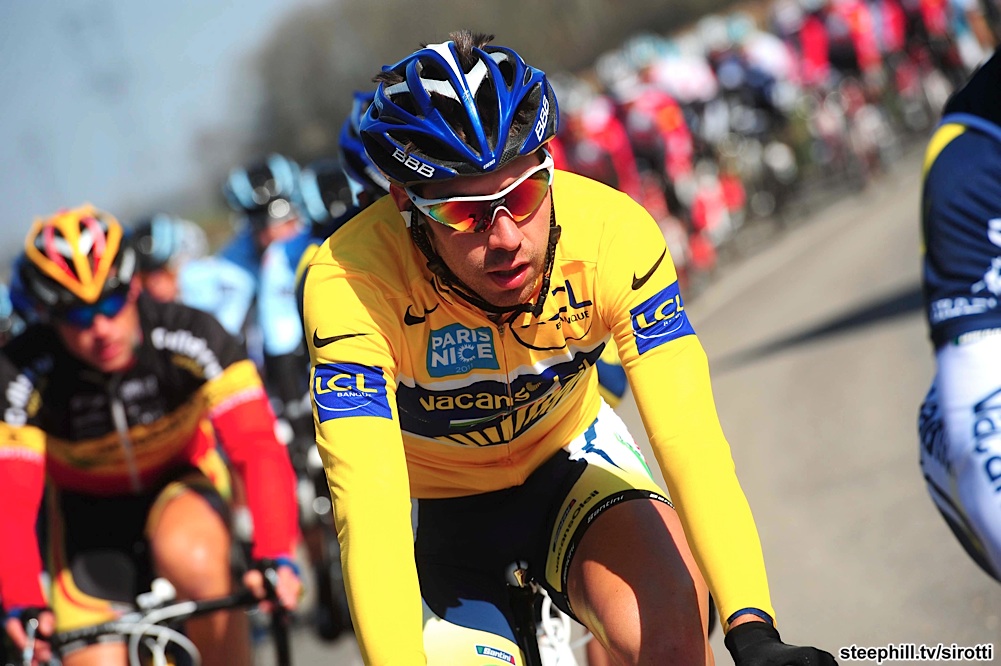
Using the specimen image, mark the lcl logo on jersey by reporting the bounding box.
[313,363,391,422]
[427,323,499,377]
[629,282,695,354]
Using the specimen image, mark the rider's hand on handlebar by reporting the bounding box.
[725,620,838,666]
[4,607,55,665]
[243,558,301,612]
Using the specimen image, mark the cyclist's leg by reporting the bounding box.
[567,493,711,664]
[415,480,560,665]
[419,562,526,666]
[544,402,712,665]
[47,487,141,666]
[920,336,1001,579]
[147,470,251,666]
[586,637,615,666]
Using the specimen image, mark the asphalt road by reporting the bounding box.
[264,146,1001,665]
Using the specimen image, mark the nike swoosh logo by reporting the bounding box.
[631,248,667,291]
[312,330,370,348]
[404,304,439,326]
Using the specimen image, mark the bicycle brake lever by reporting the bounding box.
[263,566,281,600]
[22,617,38,665]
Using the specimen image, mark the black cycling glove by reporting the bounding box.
[725,621,838,666]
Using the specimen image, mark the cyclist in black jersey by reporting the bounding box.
[0,205,301,666]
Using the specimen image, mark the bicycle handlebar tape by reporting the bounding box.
[724,621,839,666]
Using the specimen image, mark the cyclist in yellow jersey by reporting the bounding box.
[302,30,836,666]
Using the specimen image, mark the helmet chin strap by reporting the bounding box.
[409,201,561,319]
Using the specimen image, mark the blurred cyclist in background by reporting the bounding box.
[0,282,25,347]
[338,90,393,213]
[0,205,300,666]
[179,153,310,465]
[257,155,360,641]
[254,92,391,641]
[180,154,304,356]
[918,48,1001,582]
[129,213,208,303]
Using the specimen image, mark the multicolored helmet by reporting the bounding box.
[19,204,136,310]
[360,34,560,185]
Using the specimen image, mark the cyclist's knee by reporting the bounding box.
[149,491,232,597]
[60,642,128,666]
[609,630,709,666]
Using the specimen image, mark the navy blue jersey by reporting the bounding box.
[922,49,1001,348]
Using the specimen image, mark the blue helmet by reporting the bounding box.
[299,158,354,226]
[338,91,390,206]
[360,33,560,185]
[222,154,302,228]
[0,282,13,331]
[8,252,42,327]
[129,214,208,273]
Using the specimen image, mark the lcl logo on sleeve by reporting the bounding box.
[312,363,391,422]
[629,282,695,354]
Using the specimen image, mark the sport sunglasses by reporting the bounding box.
[57,289,131,328]
[406,151,554,233]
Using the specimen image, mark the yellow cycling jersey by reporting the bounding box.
[304,170,773,664]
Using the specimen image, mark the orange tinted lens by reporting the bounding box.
[426,199,492,232]
[501,171,552,220]
[425,171,551,232]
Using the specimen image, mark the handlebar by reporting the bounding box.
[21,569,292,666]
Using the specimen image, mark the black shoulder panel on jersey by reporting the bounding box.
[944,47,1001,127]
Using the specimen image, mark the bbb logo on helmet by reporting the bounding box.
[534,94,551,143]
[392,148,436,179]
[313,363,391,422]
[629,282,695,354]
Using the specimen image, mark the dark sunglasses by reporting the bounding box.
[57,289,131,328]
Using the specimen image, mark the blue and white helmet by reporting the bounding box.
[360,34,560,185]
[299,158,354,226]
[338,90,391,206]
[129,214,208,273]
[222,153,303,229]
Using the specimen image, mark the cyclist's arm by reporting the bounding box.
[303,260,424,666]
[597,197,775,631]
[0,420,48,611]
[195,319,299,562]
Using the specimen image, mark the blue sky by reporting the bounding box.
[0,0,319,266]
